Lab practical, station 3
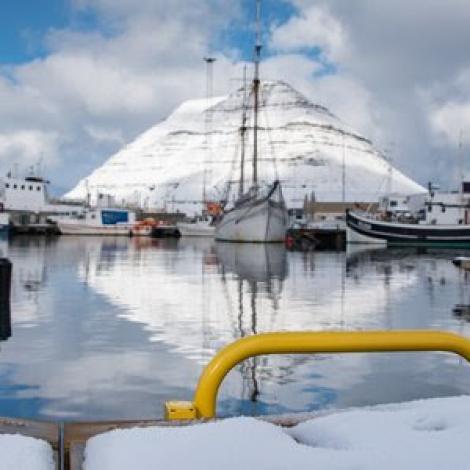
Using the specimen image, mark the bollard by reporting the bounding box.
[0,258,12,303]
[0,302,11,341]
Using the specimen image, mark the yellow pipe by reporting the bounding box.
[192,330,470,419]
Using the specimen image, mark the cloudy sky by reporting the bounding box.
[1,0,469,194]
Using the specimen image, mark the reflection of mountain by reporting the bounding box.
[3,237,470,421]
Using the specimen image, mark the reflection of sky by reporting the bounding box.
[0,237,469,420]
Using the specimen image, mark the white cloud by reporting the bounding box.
[0,0,241,188]
[425,68,470,147]
[270,5,346,62]
[2,0,470,191]
[0,130,60,168]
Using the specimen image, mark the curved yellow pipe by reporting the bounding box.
[192,330,470,419]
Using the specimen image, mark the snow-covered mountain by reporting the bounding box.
[66,81,425,213]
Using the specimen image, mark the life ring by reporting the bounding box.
[285,234,294,249]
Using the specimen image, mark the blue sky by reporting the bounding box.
[0,0,99,63]
[1,0,298,64]
[0,0,469,192]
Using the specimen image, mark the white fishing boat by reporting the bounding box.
[347,182,470,247]
[56,207,136,236]
[0,212,10,236]
[177,216,215,237]
[215,0,288,243]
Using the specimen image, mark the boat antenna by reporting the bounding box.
[252,0,262,187]
[459,129,464,196]
[239,65,248,198]
[342,133,346,203]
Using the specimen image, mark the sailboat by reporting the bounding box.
[214,0,288,243]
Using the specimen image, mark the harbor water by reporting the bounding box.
[0,235,470,421]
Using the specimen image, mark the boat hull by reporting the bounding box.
[57,222,132,236]
[0,213,10,237]
[346,210,470,247]
[177,222,215,237]
[215,198,287,243]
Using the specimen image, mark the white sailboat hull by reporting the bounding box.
[215,197,287,243]
[177,221,215,237]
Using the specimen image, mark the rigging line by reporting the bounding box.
[261,88,279,182]
[224,137,242,204]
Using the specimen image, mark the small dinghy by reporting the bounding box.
[452,257,470,270]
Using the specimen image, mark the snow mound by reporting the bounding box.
[0,434,54,470]
[84,395,470,470]
[84,417,311,470]
[66,80,425,214]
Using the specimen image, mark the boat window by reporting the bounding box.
[441,206,446,213]
[13,184,17,189]
[427,205,432,212]
[390,201,398,207]
[91,214,96,219]
[29,186,33,191]
[37,186,41,191]
[5,184,9,188]
[21,185,25,190]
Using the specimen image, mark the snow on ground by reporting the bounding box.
[0,434,54,470]
[84,395,470,470]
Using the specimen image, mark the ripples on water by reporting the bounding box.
[0,235,469,420]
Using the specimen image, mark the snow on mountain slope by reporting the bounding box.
[66,81,425,213]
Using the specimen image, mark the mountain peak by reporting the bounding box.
[66,80,424,212]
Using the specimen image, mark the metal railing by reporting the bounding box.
[164,330,470,420]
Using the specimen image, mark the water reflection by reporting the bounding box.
[215,243,287,408]
[0,236,469,420]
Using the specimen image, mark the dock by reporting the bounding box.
[285,226,345,251]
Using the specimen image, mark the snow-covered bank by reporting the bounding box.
[84,395,470,470]
[0,434,54,470]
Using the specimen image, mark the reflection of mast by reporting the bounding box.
[248,280,260,403]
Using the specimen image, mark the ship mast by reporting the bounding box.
[239,65,248,198]
[203,56,216,205]
[252,0,261,187]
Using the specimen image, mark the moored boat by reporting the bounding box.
[347,180,470,247]
[346,210,470,247]
[214,1,288,243]
[57,207,136,236]
[215,181,287,242]
[452,257,470,270]
[177,219,215,237]
[0,212,10,236]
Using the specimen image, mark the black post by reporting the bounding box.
[0,258,12,341]
[0,258,11,303]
